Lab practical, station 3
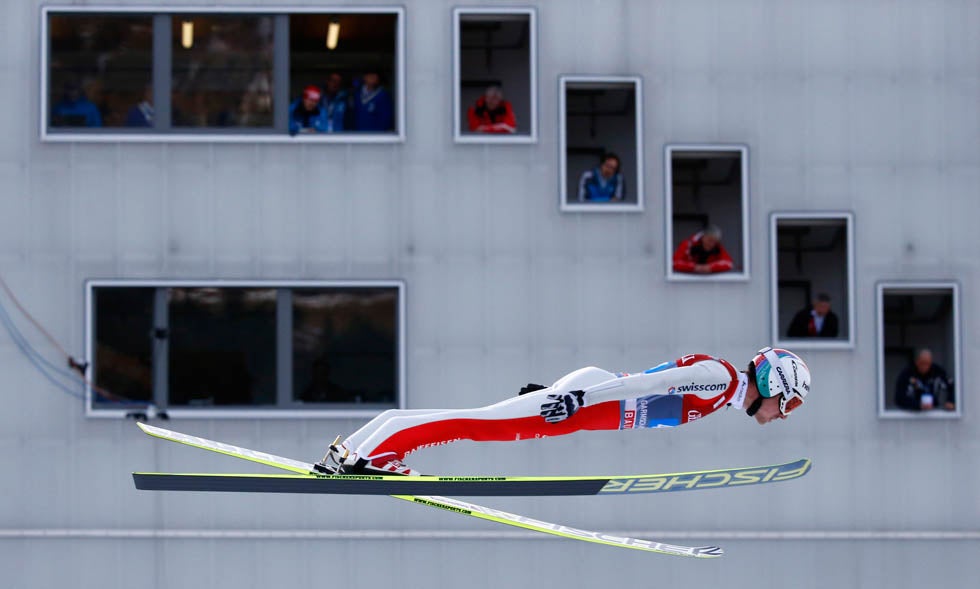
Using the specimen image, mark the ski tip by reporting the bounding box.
[136,421,164,436]
[693,545,724,558]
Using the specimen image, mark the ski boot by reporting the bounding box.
[312,438,421,476]
[342,455,421,476]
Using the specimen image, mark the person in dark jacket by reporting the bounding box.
[894,348,955,412]
[52,80,102,127]
[322,72,354,132]
[125,84,154,128]
[353,72,394,132]
[467,85,517,134]
[787,293,840,338]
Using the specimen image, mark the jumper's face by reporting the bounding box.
[754,396,788,425]
[701,234,720,251]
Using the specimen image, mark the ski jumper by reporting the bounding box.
[343,354,746,466]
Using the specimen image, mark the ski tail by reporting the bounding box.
[134,423,722,558]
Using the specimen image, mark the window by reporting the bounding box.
[85,280,405,418]
[289,13,399,134]
[42,7,405,142]
[171,15,275,129]
[454,8,537,142]
[47,13,153,129]
[665,145,749,280]
[877,282,961,419]
[771,213,854,349]
[559,76,644,212]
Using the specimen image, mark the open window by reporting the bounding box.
[85,280,405,418]
[560,76,644,212]
[42,6,405,142]
[771,213,854,349]
[454,8,537,143]
[877,282,961,419]
[665,145,748,279]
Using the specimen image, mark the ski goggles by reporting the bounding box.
[780,389,805,415]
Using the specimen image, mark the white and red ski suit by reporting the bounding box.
[343,354,748,468]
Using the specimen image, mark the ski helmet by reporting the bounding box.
[750,347,811,415]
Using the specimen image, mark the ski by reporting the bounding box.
[134,424,810,496]
[133,455,811,495]
[134,423,723,557]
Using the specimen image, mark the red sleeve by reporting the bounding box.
[495,102,517,133]
[672,237,696,272]
[467,106,481,132]
[707,243,734,273]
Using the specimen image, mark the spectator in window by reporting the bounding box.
[239,70,273,127]
[125,84,154,128]
[787,293,840,338]
[672,225,734,274]
[323,72,354,132]
[353,72,394,132]
[467,85,517,134]
[51,80,103,127]
[288,85,328,135]
[894,348,955,412]
[578,153,625,202]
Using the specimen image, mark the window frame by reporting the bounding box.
[876,281,962,420]
[559,75,644,213]
[664,144,750,281]
[452,7,538,144]
[770,211,856,350]
[41,5,406,143]
[84,278,406,419]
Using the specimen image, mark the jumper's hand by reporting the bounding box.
[540,390,586,423]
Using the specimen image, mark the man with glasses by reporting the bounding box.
[315,347,811,475]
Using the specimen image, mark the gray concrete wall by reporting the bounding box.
[1,0,978,588]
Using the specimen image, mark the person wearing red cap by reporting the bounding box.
[288,85,328,135]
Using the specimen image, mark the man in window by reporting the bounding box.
[467,85,517,134]
[787,293,840,338]
[322,72,354,132]
[894,348,955,412]
[672,225,734,274]
[52,79,103,127]
[577,153,624,202]
[288,85,327,135]
[353,72,394,132]
[125,84,154,128]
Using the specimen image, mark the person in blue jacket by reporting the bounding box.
[578,153,625,202]
[353,72,394,132]
[51,80,102,127]
[288,85,328,135]
[322,73,353,132]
